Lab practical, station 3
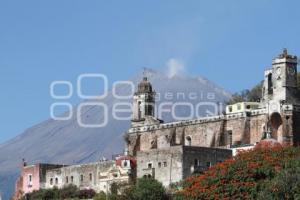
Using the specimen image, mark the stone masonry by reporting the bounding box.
[13,49,300,199]
[126,49,300,186]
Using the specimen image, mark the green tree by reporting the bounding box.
[78,189,96,199]
[227,93,247,105]
[24,187,60,200]
[228,82,263,105]
[60,184,79,198]
[20,185,98,200]
[229,72,300,105]
[118,185,135,200]
[93,191,107,200]
[247,81,263,101]
[132,178,167,200]
[107,182,121,200]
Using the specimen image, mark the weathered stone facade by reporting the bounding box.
[137,146,232,186]
[126,105,300,157]
[126,111,267,156]
[13,156,135,199]
[13,49,300,198]
[45,157,134,193]
[126,49,300,186]
[13,162,63,200]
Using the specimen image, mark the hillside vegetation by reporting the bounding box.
[177,144,300,200]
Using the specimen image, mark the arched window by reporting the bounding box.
[194,159,198,166]
[55,178,58,185]
[268,73,273,94]
[143,174,152,179]
[89,173,92,181]
[71,176,74,183]
[66,176,69,184]
[80,174,84,182]
[206,162,211,167]
[50,178,53,185]
[270,112,283,139]
[138,101,142,119]
[185,136,192,146]
[123,160,128,167]
[227,131,233,146]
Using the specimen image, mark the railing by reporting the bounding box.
[128,115,225,133]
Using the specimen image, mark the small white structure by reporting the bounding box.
[231,145,255,156]
[226,102,260,114]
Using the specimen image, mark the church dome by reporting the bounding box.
[136,77,154,94]
[115,155,137,169]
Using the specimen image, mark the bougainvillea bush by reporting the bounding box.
[178,143,300,200]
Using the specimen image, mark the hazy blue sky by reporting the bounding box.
[0,0,299,143]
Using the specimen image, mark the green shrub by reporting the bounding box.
[93,191,107,200]
[60,184,78,198]
[103,178,167,200]
[22,185,97,199]
[258,161,300,200]
[78,189,96,199]
[132,178,167,200]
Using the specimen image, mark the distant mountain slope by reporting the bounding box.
[0,69,231,200]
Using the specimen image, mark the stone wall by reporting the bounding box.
[136,146,232,187]
[127,111,270,156]
[127,116,227,156]
[45,160,132,193]
[12,163,63,200]
[249,114,266,144]
[21,165,40,194]
[182,120,224,147]
[182,146,232,178]
[136,146,183,187]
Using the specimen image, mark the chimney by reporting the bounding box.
[22,158,27,167]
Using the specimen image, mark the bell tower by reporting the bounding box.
[262,49,298,104]
[131,77,156,127]
[272,48,298,103]
[261,49,299,145]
